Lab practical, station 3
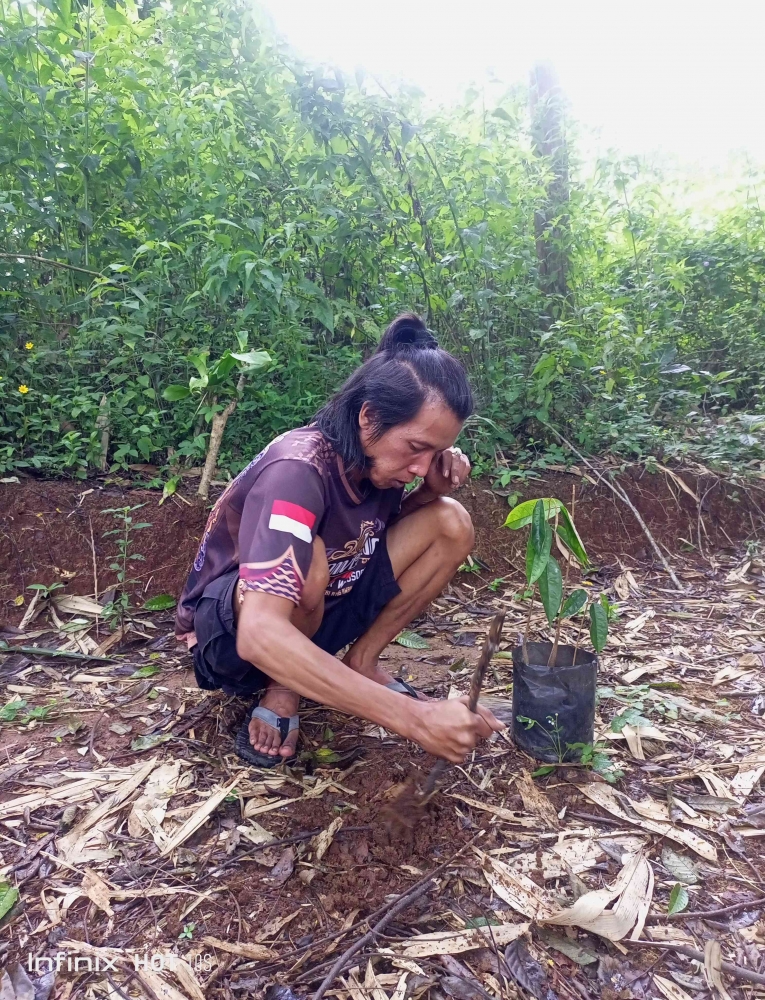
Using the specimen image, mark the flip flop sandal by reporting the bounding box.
[235,704,299,768]
[386,677,421,699]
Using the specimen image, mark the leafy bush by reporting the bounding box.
[1,0,764,479]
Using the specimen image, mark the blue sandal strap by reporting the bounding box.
[386,677,419,699]
[249,705,299,742]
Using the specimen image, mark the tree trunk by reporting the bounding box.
[530,62,570,317]
[197,375,245,499]
[96,393,110,471]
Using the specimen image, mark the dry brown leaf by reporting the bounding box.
[644,926,697,945]
[364,959,390,1000]
[731,748,765,801]
[311,815,344,861]
[624,609,655,633]
[340,971,369,1000]
[383,922,530,958]
[498,838,606,879]
[236,821,275,846]
[389,971,409,1000]
[0,768,139,821]
[479,853,560,921]
[449,793,539,826]
[127,759,183,847]
[713,664,755,686]
[267,847,295,887]
[58,757,159,861]
[169,958,206,1000]
[516,772,559,829]
[577,784,718,862]
[654,463,701,503]
[704,940,734,1000]
[693,766,735,801]
[654,974,695,1000]
[622,659,670,684]
[53,595,105,618]
[201,936,276,961]
[81,869,114,918]
[93,626,125,657]
[135,969,190,1000]
[40,889,61,927]
[160,774,242,856]
[254,909,301,943]
[546,850,654,942]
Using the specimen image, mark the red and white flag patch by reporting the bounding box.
[268,499,316,544]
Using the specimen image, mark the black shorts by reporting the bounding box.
[191,535,401,697]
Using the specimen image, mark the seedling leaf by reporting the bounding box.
[561,588,588,619]
[589,602,609,652]
[538,555,563,624]
[504,497,562,530]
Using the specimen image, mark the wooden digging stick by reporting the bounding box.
[419,611,506,801]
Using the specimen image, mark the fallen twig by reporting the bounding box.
[646,895,765,922]
[0,641,117,662]
[311,878,435,1000]
[309,832,484,1000]
[626,941,765,986]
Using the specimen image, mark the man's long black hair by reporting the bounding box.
[313,313,474,471]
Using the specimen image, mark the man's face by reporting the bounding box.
[358,397,463,490]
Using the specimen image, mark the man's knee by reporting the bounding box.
[434,497,475,554]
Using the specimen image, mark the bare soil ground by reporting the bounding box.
[1,465,764,1000]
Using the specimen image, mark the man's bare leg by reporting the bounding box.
[236,498,474,755]
[234,538,329,758]
[343,497,474,687]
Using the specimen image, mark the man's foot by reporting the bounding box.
[248,685,300,758]
[344,656,429,700]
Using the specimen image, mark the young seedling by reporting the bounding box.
[504,497,609,664]
[101,504,152,632]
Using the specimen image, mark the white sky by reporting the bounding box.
[255,0,765,168]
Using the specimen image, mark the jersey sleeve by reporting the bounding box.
[238,460,326,606]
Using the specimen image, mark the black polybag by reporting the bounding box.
[512,642,597,762]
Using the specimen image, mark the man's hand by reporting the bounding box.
[423,446,470,497]
[412,697,504,763]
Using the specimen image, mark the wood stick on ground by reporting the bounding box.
[646,895,765,922]
[0,643,116,663]
[89,514,99,600]
[310,832,484,1000]
[543,424,684,591]
[626,941,765,986]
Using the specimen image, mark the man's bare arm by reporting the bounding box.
[235,590,502,762]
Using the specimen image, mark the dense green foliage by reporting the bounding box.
[2,0,764,479]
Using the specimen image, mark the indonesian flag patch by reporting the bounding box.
[268,499,316,544]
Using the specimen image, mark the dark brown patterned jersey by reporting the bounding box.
[175,427,403,638]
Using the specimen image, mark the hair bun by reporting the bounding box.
[375,313,439,355]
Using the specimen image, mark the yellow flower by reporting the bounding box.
[24,341,33,350]
[18,384,29,394]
